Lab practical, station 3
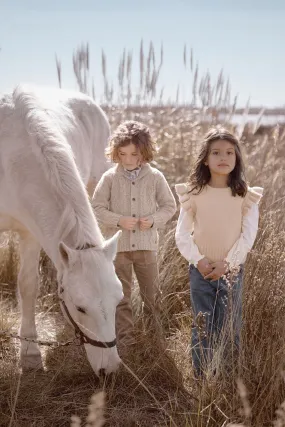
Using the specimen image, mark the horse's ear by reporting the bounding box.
[59,242,74,267]
[103,230,122,261]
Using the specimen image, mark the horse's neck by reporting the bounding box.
[55,202,103,250]
[19,192,103,269]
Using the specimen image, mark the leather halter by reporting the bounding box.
[59,243,117,349]
[59,297,117,348]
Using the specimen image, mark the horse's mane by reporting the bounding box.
[13,84,104,248]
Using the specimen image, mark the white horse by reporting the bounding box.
[0,84,123,375]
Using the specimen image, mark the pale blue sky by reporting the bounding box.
[0,0,284,107]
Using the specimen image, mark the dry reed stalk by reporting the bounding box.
[1,100,284,426]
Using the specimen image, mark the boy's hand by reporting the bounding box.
[204,261,228,281]
[197,257,213,276]
[139,217,154,230]
[118,216,138,230]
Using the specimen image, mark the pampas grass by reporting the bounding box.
[71,391,106,427]
[1,113,284,426]
[0,41,285,426]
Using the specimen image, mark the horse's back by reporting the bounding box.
[0,85,110,228]
[16,84,110,183]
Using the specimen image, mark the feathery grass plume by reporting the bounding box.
[139,38,144,91]
[223,77,231,108]
[101,49,113,104]
[228,94,238,123]
[150,41,155,69]
[121,47,126,79]
[183,44,187,68]
[206,71,212,106]
[55,54,62,88]
[198,75,206,106]
[70,415,82,427]
[236,378,251,423]
[190,47,193,72]
[126,50,133,105]
[157,43,164,78]
[109,82,114,104]
[159,86,164,105]
[117,57,124,103]
[57,40,241,109]
[92,77,95,100]
[86,43,90,70]
[215,69,224,104]
[217,77,225,107]
[86,391,106,427]
[72,43,90,94]
[273,395,285,427]
[160,42,164,68]
[104,80,109,104]
[150,69,157,99]
[192,63,199,106]
[118,48,126,102]
[101,49,106,80]
[252,107,265,134]
[236,97,251,139]
[144,41,152,98]
[126,50,132,80]
[70,391,106,427]
[176,84,180,105]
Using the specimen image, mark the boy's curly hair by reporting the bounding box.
[106,120,157,163]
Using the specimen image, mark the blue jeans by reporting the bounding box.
[189,264,243,377]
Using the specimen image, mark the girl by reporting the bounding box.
[175,127,263,377]
[93,120,176,356]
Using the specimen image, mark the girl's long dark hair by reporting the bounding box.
[188,127,248,197]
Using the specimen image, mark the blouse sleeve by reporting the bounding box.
[225,186,263,269]
[174,183,204,266]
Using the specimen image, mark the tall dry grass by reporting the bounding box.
[58,41,238,117]
[0,42,284,426]
[0,109,284,426]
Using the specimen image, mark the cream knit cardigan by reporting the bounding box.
[92,163,177,252]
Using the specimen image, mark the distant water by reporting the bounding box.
[219,113,285,126]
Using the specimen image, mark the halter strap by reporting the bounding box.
[59,292,116,349]
[58,244,116,349]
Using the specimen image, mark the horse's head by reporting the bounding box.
[57,230,123,375]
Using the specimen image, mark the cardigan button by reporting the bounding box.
[132,230,136,233]
[132,244,135,247]
[132,198,135,201]
[132,182,135,185]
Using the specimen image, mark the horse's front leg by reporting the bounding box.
[18,232,42,370]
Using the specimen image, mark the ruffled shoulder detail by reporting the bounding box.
[175,183,190,196]
[175,183,195,212]
[242,186,263,215]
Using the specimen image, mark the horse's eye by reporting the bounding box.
[77,307,86,314]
